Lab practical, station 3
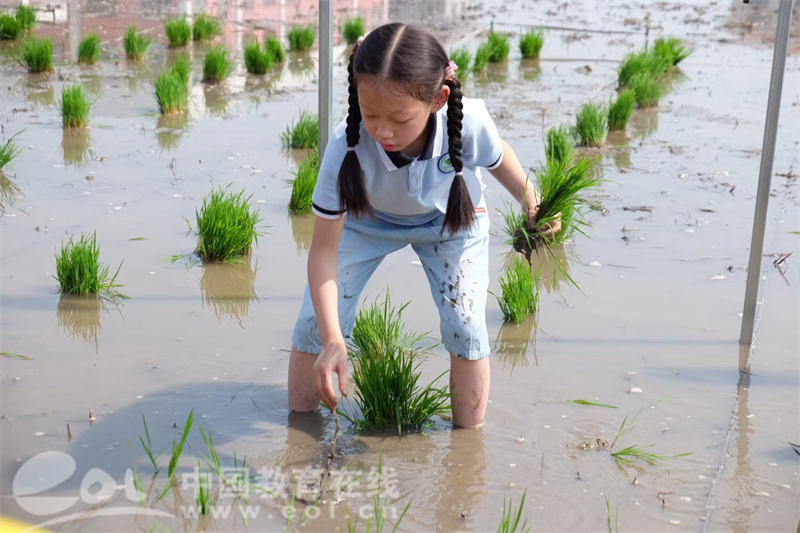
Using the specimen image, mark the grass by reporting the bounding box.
[281,109,318,149]
[575,103,608,147]
[192,14,222,41]
[0,14,22,40]
[156,409,194,502]
[653,36,691,67]
[0,130,24,170]
[155,69,188,114]
[59,84,92,128]
[473,43,490,73]
[497,491,531,533]
[631,73,660,108]
[519,29,544,59]
[196,466,211,515]
[264,35,285,62]
[164,16,191,47]
[342,292,450,435]
[289,148,319,213]
[15,5,36,31]
[244,37,275,75]
[617,50,669,88]
[202,45,232,83]
[449,48,471,81]
[544,125,574,168]
[139,415,160,473]
[607,90,635,131]
[568,399,619,409]
[606,497,619,533]
[123,25,152,61]
[493,256,538,323]
[17,37,53,73]
[195,186,262,262]
[340,16,365,46]
[171,53,191,85]
[288,25,315,52]
[77,33,101,64]
[607,410,691,467]
[486,32,510,63]
[54,232,126,299]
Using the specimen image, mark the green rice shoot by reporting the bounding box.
[473,42,491,73]
[288,25,315,52]
[59,84,92,129]
[192,14,222,41]
[264,35,285,63]
[17,37,53,73]
[202,45,232,83]
[545,125,574,168]
[486,31,510,63]
[497,491,531,533]
[0,130,24,170]
[575,103,607,147]
[155,69,188,114]
[617,50,669,88]
[607,89,635,131]
[493,256,538,323]
[606,497,619,533]
[0,14,22,40]
[519,29,544,58]
[288,148,319,213]
[164,16,191,47]
[281,109,319,149]
[340,16,364,46]
[196,466,211,515]
[171,53,191,86]
[653,36,691,67]
[15,4,36,31]
[244,37,274,75]
[156,409,194,502]
[195,186,263,262]
[54,232,126,299]
[77,33,101,64]
[631,73,660,108]
[123,25,152,61]
[449,47,471,80]
[568,399,619,409]
[342,291,449,435]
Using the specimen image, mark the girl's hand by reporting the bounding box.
[312,341,349,410]
[526,204,563,239]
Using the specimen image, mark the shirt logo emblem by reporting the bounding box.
[438,154,454,174]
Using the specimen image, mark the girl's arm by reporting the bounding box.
[308,215,348,409]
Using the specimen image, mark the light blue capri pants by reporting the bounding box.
[291,207,491,360]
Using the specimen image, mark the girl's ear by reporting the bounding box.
[431,85,450,112]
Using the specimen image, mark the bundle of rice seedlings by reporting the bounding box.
[281,109,318,149]
[165,16,191,47]
[575,103,607,147]
[155,69,188,114]
[202,45,232,83]
[195,186,262,262]
[487,31,510,63]
[54,232,126,299]
[607,89,635,131]
[0,130,24,171]
[288,148,319,213]
[264,35,285,63]
[244,37,274,75]
[15,4,36,31]
[77,33,101,64]
[497,491,531,533]
[544,125,574,168]
[631,73,660,108]
[449,48,471,80]
[343,292,450,435]
[519,29,544,59]
[494,256,538,323]
[17,37,53,72]
[123,25,152,61]
[0,14,22,40]
[171,53,191,86]
[340,16,364,46]
[653,36,691,67]
[192,14,222,41]
[59,84,92,128]
[617,50,669,88]
[288,25,315,52]
[473,42,491,73]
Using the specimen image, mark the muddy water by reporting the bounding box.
[1,0,798,531]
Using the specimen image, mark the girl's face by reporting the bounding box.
[357,77,449,156]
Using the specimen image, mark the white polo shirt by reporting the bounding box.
[311,97,504,225]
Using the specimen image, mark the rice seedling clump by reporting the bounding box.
[54,232,126,298]
[288,148,319,213]
[17,37,53,73]
[244,37,274,75]
[631,73,660,108]
[195,187,262,262]
[544,126,574,168]
[617,50,669,88]
[575,103,608,147]
[497,491,531,533]
[0,14,22,40]
[123,25,152,60]
[340,16,364,45]
[165,16,191,47]
[344,292,450,435]
[155,69,188,114]
[77,33,101,64]
[264,35,285,63]
[494,256,538,323]
[0,130,24,171]
[519,29,544,58]
[15,5,36,31]
[192,14,222,41]
[486,31,510,63]
[281,110,318,149]
[607,89,635,131]
[202,45,232,83]
[473,42,491,73]
[59,84,91,128]
[653,36,691,67]
[449,48,471,80]
[171,53,191,85]
[288,25,315,52]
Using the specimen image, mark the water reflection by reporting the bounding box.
[203,84,231,117]
[56,294,121,353]
[659,68,689,97]
[495,314,537,372]
[530,244,574,296]
[0,171,24,211]
[287,53,315,80]
[474,61,509,89]
[724,351,754,533]
[61,128,94,168]
[199,260,259,326]
[21,74,55,107]
[126,61,153,94]
[606,131,631,170]
[434,428,487,532]
[519,57,542,81]
[630,107,659,140]
[155,112,189,152]
[289,213,314,254]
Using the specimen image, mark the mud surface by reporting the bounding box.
[1,0,798,531]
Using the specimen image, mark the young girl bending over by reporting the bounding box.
[288,23,559,428]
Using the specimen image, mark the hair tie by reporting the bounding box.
[356,32,369,46]
[347,146,356,152]
[444,60,458,81]
[454,171,463,178]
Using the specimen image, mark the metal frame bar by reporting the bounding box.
[318,0,334,159]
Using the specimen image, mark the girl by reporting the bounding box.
[288,23,559,428]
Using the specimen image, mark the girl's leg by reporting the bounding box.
[288,347,319,412]
[450,354,491,428]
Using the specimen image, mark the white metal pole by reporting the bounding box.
[318,0,334,159]
[739,0,795,349]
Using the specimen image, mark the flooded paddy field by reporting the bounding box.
[1,0,798,531]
